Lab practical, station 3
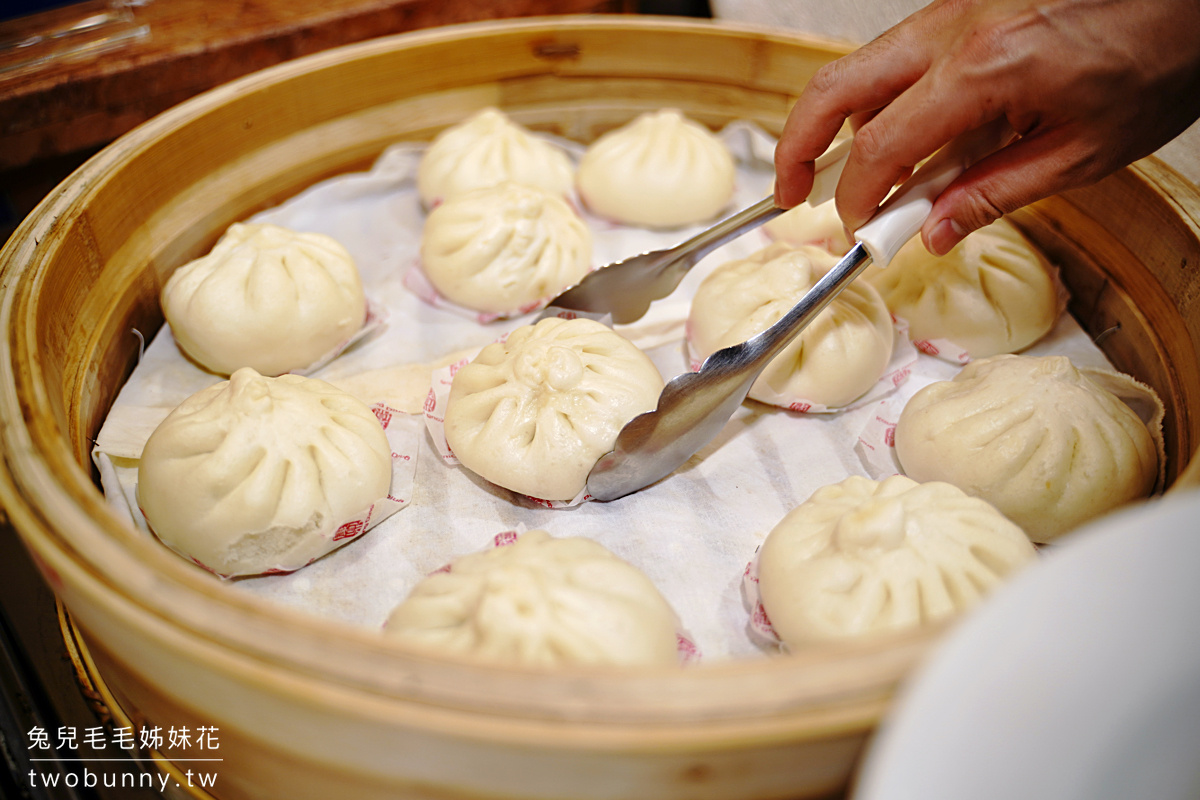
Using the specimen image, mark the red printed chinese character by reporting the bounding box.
[372,405,393,428]
[675,634,700,663]
[334,520,366,542]
[915,340,940,356]
[493,531,520,547]
[752,603,774,630]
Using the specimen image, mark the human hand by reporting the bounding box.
[774,0,1200,255]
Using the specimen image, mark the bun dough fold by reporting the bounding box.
[444,317,663,501]
[137,368,393,577]
[161,223,366,376]
[895,354,1159,541]
[385,530,681,667]
[576,108,735,228]
[417,108,574,208]
[420,182,591,314]
[764,197,854,255]
[758,475,1036,647]
[864,218,1061,358]
[688,242,894,409]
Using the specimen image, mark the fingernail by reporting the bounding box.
[927,217,967,256]
[842,213,867,238]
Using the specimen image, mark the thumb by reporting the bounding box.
[921,130,1094,255]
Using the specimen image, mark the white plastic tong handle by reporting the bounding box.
[778,116,1014,263]
[855,118,1016,266]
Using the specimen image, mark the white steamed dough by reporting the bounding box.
[688,242,894,409]
[416,107,574,208]
[576,108,735,228]
[443,317,664,501]
[161,222,366,376]
[894,354,1159,542]
[137,368,393,577]
[384,530,681,667]
[864,218,1061,358]
[420,182,592,314]
[763,197,854,255]
[758,475,1036,647]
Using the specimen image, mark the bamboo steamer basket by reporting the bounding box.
[1,16,1199,800]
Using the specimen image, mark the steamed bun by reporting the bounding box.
[384,530,681,667]
[417,108,574,207]
[763,197,854,255]
[687,243,894,409]
[864,218,1060,358]
[443,317,664,501]
[576,109,735,228]
[757,475,1036,647]
[894,354,1159,542]
[137,368,393,577]
[420,182,592,314]
[161,223,367,376]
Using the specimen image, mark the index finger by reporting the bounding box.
[833,37,1020,232]
[773,21,937,208]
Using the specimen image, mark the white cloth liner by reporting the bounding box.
[91,120,1122,660]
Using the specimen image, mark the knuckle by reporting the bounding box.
[957,20,1010,63]
[804,62,843,100]
[1061,137,1116,186]
[850,121,890,167]
[949,12,1039,89]
[956,189,1007,231]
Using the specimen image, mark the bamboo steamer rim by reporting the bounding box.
[0,16,1194,744]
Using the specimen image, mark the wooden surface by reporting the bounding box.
[0,0,633,171]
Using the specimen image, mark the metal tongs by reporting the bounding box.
[546,120,1014,501]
